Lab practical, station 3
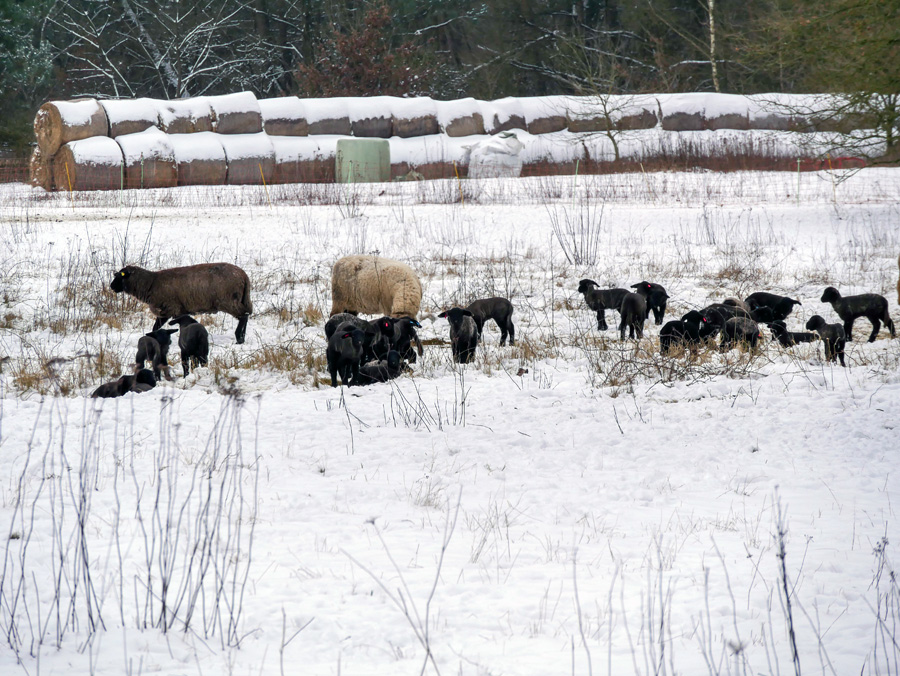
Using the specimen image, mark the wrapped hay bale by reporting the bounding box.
[219,132,276,184]
[701,93,750,130]
[523,96,569,135]
[168,132,227,185]
[29,146,54,191]
[348,97,393,138]
[115,127,178,189]
[270,135,337,183]
[259,96,309,136]
[208,92,263,134]
[34,99,109,156]
[437,98,485,137]
[305,98,352,136]
[465,132,525,179]
[157,97,214,134]
[480,98,527,134]
[53,136,124,191]
[392,98,440,138]
[100,98,161,137]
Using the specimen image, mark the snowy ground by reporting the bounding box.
[0,168,898,676]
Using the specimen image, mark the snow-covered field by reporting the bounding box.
[0,168,898,675]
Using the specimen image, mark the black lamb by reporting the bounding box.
[91,369,157,398]
[699,303,748,339]
[619,292,647,340]
[577,279,628,331]
[466,297,515,345]
[390,317,424,363]
[659,310,703,355]
[720,317,761,351]
[768,320,817,347]
[806,315,846,366]
[326,327,366,387]
[438,307,479,363]
[631,281,668,325]
[135,328,177,381]
[820,287,895,342]
[357,350,404,384]
[744,292,802,322]
[168,315,210,377]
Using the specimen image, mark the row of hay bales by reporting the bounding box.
[30,91,848,191]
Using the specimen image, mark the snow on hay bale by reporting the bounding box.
[157,97,214,134]
[270,135,337,183]
[259,97,309,136]
[100,98,162,137]
[436,98,485,137]
[219,132,276,184]
[168,132,227,185]
[34,99,109,156]
[566,96,658,132]
[523,96,569,135]
[481,98,527,134]
[392,98,440,138]
[29,146,54,191]
[115,127,178,189]
[52,136,124,191]
[208,92,263,134]
[305,99,352,136]
[348,97,394,138]
[659,93,750,131]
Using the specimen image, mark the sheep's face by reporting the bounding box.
[341,329,365,349]
[110,267,134,293]
[681,310,704,325]
[438,308,474,331]
[386,351,401,369]
[820,287,840,303]
[146,328,178,348]
[577,279,598,294]
[375,317,397,336]
[805,315,825,332]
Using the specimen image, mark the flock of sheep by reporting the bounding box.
[89,252,900,397]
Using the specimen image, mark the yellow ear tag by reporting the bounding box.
[121,272,126,276]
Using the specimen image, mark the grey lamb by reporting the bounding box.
[438,307,479,363]
[577,279,628,331]
[619,292,647,340]
[167,315,210,377]
[466,297,516,345]
[806,315,846,366]
[820,287,895,342]
[111,263,252,343]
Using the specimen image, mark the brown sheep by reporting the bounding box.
[110,263,253,343]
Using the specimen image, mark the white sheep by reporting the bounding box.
[330,255,422,319]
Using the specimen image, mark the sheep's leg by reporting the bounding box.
[837,341,846,367]
[152,316,167,331]
[235,313,249,344]
[499,321,508,346]
[181,350,190,378]
[597,309,608,331]
[507,320,515,346]
[885,313,896,337]
[866,317,881,343]
[654,300,667,325]
[843,318,855,342]
[329,366,339,387]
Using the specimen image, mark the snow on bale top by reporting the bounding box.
[114,127,177,189]
[217,132,276,185]
[302,98,352,136]
[167,131,227,163]
[479,98,527,134]
[391,97,439,138]
[52,135,124,191]
[346,97,394,138]
[157,97,214,134]
[259,97,309,136]
[34,99,109,155]
[100,98,162,137]
[519,96,570,135]
[207,92,263,134]
[435,98,485,137]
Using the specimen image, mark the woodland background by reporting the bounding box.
[0,0,897,155]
